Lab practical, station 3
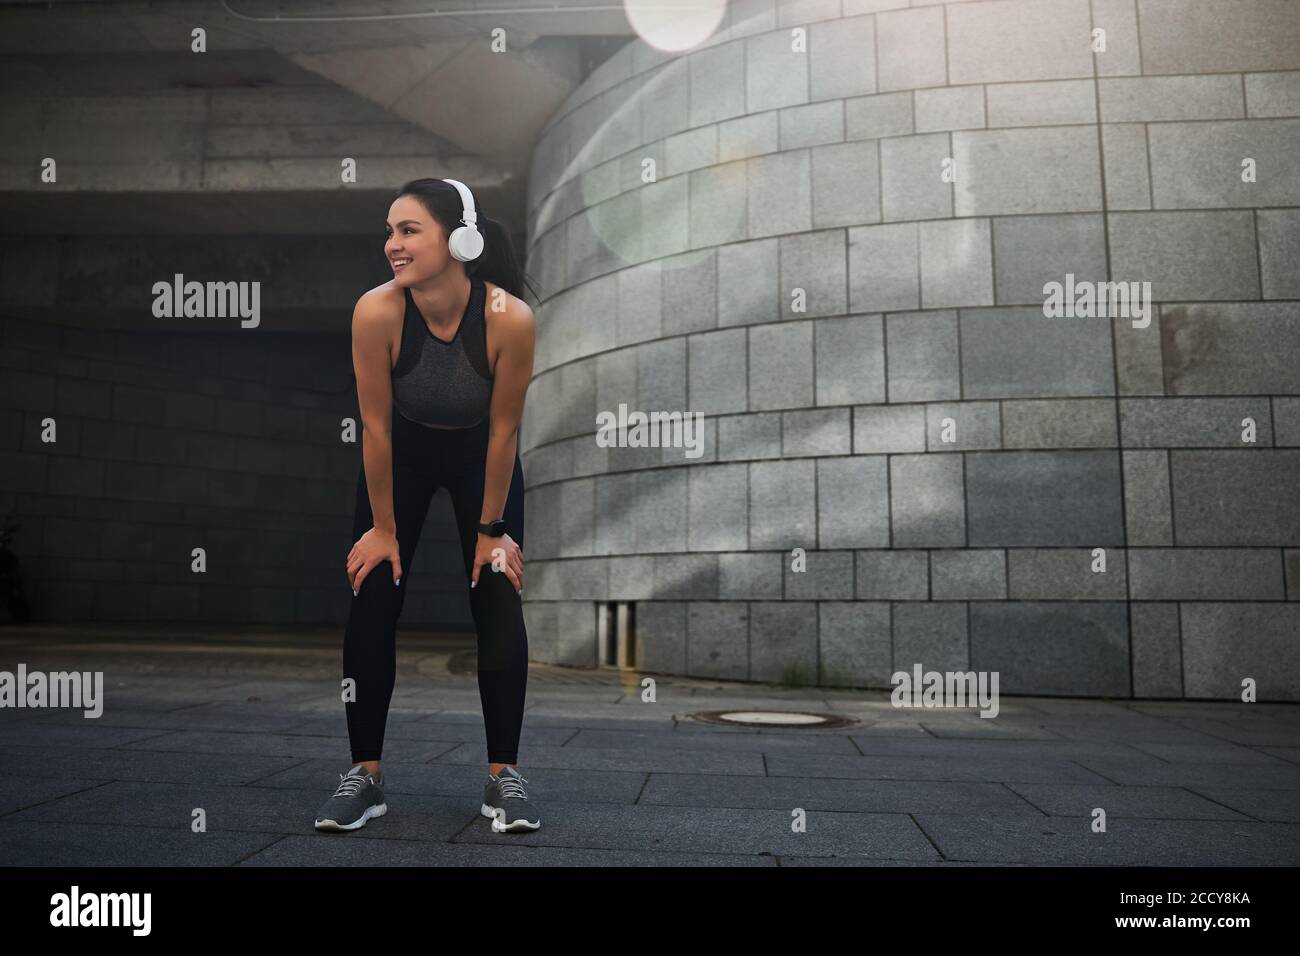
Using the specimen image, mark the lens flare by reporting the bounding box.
[624,0,726,52]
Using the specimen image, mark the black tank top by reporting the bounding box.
[391,275,493,429]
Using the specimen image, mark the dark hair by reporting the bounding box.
[394,178,540,306]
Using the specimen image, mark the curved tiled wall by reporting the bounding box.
[518,0,1300,700]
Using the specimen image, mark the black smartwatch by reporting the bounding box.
[477,518,507,537]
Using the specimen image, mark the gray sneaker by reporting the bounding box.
[314,764,387,832]
[481,766,540,833]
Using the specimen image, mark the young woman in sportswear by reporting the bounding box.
[314,178,540,834]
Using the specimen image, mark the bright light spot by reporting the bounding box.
[624,0,726,52]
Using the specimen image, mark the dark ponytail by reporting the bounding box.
[395,178,541,306]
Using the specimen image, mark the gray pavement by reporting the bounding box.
[0,623,1297,867]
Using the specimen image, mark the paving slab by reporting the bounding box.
[0,777,110,817]
[1,625,1296,866]
[1069,757,1300,790]
[114,729,461,763]
[1003,783,1257,820]
[1187,787,1300,823]
[237,836,776,867]
[562,727,863,755]
[638,773,1037,816]
[0,819,280,866]
[766,752,1116,785]
[913,814,1300,866]
[252,758,650,806]
[448,804,942,861]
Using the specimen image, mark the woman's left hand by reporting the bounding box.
[472,532,523,595]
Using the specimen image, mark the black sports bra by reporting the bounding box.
[391,275,493,429]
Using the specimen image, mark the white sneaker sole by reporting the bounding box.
[315,802,388,832]
[481,803,541,833]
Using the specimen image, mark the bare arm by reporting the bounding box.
[346,290,404,591]
[352,291,398,533]
[478,292,536,527]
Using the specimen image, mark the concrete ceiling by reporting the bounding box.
[0,0,636,236]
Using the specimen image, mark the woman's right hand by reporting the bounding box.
[347,526,403,594]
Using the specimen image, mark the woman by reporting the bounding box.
[314,178,539,834]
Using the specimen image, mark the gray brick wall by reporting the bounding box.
[517,0,1300,701]
[0,316,475,629]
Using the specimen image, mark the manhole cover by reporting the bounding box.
[689,709,858,729]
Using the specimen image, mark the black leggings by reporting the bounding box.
[343,406,528,765]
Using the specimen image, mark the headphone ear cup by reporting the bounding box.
[448,226,465,261]
[450,225,484,262]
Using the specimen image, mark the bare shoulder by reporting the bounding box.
[351,282,404,334]
[482,280,536,339]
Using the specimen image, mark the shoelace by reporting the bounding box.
[332,772,370,798]
[496,774,528,799]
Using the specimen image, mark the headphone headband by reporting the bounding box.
[440,178,483,262]
[442,178,477,227]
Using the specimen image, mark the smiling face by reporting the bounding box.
[384,194,453,285]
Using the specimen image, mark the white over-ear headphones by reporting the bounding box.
[441,178,484,262]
